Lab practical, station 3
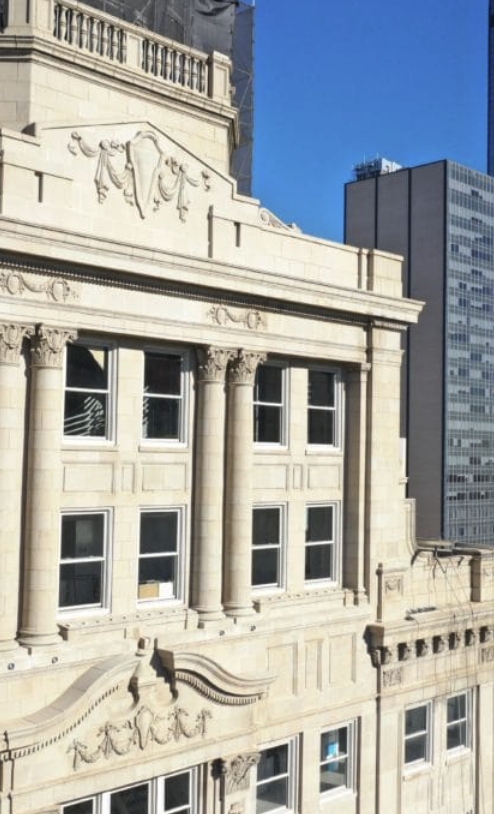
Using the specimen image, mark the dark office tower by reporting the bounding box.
[489,0,494,174]
[346,160,494,547]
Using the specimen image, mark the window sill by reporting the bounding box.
[445,747,471,765]
[62,440,116,450]
[58,607,110,621]
[254,444,289,454]
[138,441,188,452]
[305,446,342,456]
[403,762,432,780]
[320,787,355,804]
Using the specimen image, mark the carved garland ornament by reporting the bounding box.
[68,705,212,770]
[69,130,212,222]
[0,270,78,303]
[209,305,264,332]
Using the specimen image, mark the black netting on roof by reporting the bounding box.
[81,0,254,195]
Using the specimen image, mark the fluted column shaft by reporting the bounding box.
[223,350,266,617]
[19,326,76,647]
[192,346,232,622]
[0,324,34,651]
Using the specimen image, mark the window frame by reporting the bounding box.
[404,702,432,768]
[254,737,298,814]
[58,508,112,615]
[307,366,341,450]
[63,767,198,814]
[446,691,471,753]
[137,506,185,606]
[319,720,356,799]
[141,347,190,447]
[63,339,116,445]
[251,504,286,594]
[304,502,340,585]
[253,363,288,448]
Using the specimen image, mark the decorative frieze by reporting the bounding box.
[196,346,234,383]
[227,350,266,386]
[68,704,212,770]
[0,270,78,302]
[31,325,77,369]
[221,752,260,793]
[209,305,265,332]
[0,323,34,364]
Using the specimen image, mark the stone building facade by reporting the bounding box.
[0,2,493,814]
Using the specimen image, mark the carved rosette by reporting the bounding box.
[0,323,34,365]
[221,752,260,794]
[196,346,234,384]
[31,326,77,369]
[227,350,266,386]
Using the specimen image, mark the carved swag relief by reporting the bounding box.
[69,130,212,221]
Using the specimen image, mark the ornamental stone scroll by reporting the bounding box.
[196,346,235,383]
[227,350,267,386]
[0,323,34,365]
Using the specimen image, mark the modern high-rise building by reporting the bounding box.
[346,159,494,547]
[489,0,494,174]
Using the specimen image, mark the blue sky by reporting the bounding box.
[252,0,487,242]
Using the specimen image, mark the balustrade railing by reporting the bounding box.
[141,37,208,94]
[53,2,127,63]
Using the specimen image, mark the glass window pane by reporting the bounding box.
[64,802,94,814]
[447,721,467,750]
[138,557,176,600]
[447,694,466,722]
[143,397,180,439]
[255,366,282,403]
[145,353,181,396]
[254,405,281,443]
[252,549,279,586]
[61,515,104,559]
[256,778,288,814]
[164,772,190,812]
[308,410,334,445]
[257,745,288,781]
[110,784,149,814]
[405,706,427,736]
[306,506,333,542]
[321,728,347,761]
[308,371,334,407]
[320,758,348,793]
[59,561,103,607]
[140,513,178,554]
[64,392,107,437]
[305,544,332,581]
[253,509,280,546]
[405,734,426,763]
[66,345,108,390]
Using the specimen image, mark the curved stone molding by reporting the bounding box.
[196,346,234,383]
[0,323,34,364]
[158,650,275,705]
[227,350,266,386]
[209,305,265,332]
[69,130,212,221]
[0,270,78,302]
[259,208,300,233]
[68,705,212,771]
[31,325,77,369]
[221,752,260,793]
[0,655,138,761]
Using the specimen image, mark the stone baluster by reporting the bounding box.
[223,350,266,617]
[0,324,34,652]
[191,58,198,91]
[192,347,233,623]
[164,48,172,81]
[174,50,181,84]
[80,13,88,49]
[183,55,191,89]
[155,45,163,78]
[100,21,108,58]
[19,326,76,648]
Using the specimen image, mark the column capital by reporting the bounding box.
[31,325,77,369]
[196,346,234,383]
[0,323,34,365]
[228,350,267,386]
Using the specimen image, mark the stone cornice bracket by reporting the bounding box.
[221,752,260,794]
[227,350,267,386]
[0,323,34,365]
[196,346,235,383]
[157,650,276,706]
[31,325,77,369]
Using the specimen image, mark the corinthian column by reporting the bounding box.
[19,325,76,648]
[0,323,34,651]
[223,350,266,617]
[192,346,233,623]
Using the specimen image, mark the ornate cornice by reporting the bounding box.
[31,325,77,369]
[227,350,266,386]
[0,323,34,365]
[158,650,275,706]
[196,346,235,383]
